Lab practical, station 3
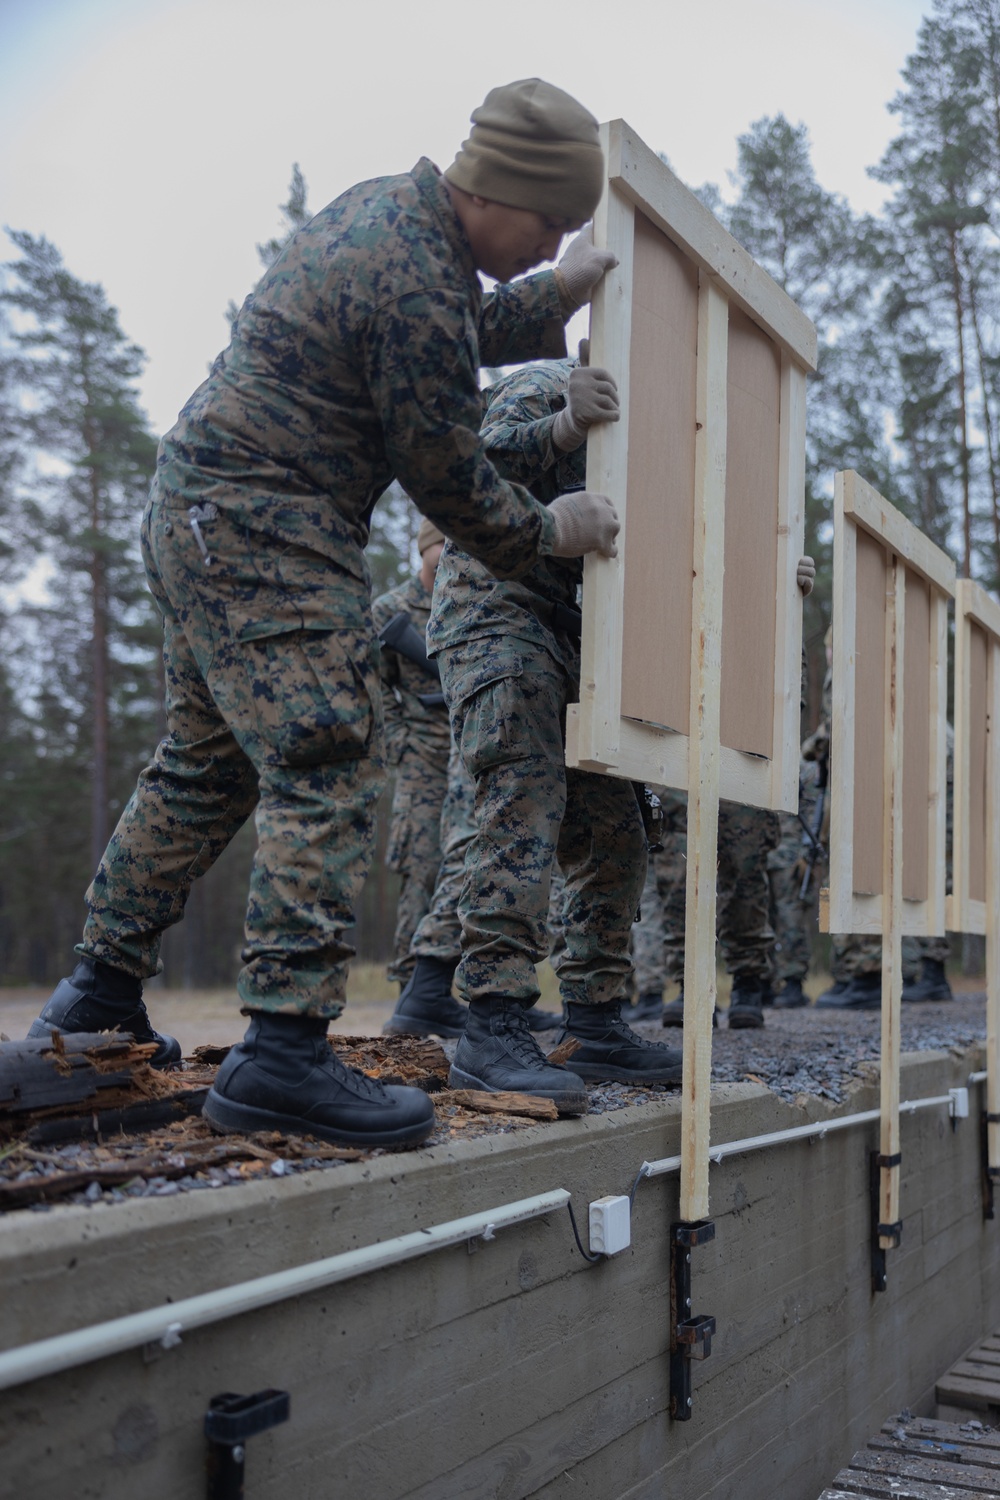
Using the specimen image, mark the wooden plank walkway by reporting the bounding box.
[938,1333,1000,1420]
[820,1414,1000,1497]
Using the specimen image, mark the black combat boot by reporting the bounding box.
[203,1012,435,1146]
[382,957,468,1038]
[625,991,664,1022]
[450,998,588,1114]
[902,958,953,1003]
[815,972,881,1010]
[662,985,718,1028]
[562,1001,683,1083]
[774,977,808,1009]
[728,973,765,1029]
[27,955,181,1067]
[816,978,849,1005]
[523,1003,564,1032]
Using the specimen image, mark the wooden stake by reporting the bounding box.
[987,634,1000,1175]
[879,556,905,1245]
[679,277,727,1225]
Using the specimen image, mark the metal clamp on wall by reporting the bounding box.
[870,1151,903,1293]
[669,1219,716,1421]
[205,1388,290,1499]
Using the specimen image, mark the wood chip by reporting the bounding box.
[546,1036,583,1066]
[436,1089,559,1121]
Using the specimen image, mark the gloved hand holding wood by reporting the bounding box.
[556,226,618,309]
[548,490,620,558]
[797,555,816,594]
[551,365,620,451]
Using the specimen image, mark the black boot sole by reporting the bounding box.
[448,1064,587,1116]
[26,1017,182,1068]
[570,1060,683,1085]
[202,1088,435,1147]
[381,1013,467,1039]
[727,1011,765,1029]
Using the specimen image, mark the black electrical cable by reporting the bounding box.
[566,1201,603,1263]
[628,1164,649,1212]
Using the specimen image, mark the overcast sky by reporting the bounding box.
[1,0,930,438]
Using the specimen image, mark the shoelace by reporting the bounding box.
[503,1007,553,1067]
[323,1042,390,1099]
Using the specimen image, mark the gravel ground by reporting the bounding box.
[0,995,986,1216]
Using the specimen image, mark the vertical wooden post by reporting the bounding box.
[987,636,1000,1175]
[879,556,905,1244]
[679,277,727,1225]
[579,124,634,769]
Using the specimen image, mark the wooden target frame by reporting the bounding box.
[565,118,817,815]
[826,471,953,938]
[564,120,817,1240]
[947,579,1000,1176]
[824,470,955,1259]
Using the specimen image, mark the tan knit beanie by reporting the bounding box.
[417,519,445,555]
[445,79,603,223]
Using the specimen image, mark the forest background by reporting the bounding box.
[1,0,998,987]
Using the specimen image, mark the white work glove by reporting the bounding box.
[556,226,618,310]
[548,490,620,558]
[797,555,816,595]
[551,365,620,451]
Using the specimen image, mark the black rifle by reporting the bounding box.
[377,611,445,708]
[797,738,829,900]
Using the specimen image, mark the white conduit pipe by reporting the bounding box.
[640,1092,961,1180]
[0,1188,570,1394]
[970,1071,988,1084]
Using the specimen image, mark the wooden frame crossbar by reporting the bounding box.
[825,471,955,1250]
[948,580,1000,1174]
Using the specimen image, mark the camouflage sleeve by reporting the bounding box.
[371,592,405,760]
[481,383,561,490]
[478,271,568,367]
[362,288,558,578]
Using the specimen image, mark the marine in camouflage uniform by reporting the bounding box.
[429,358,683,1098]
[30,79,620,1143]
[646,789,779,1027]
[382,727,564,1035]
[766,757,824,1005]
[372,531,450,987]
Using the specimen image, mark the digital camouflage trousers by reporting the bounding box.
[383,747,448,984]
[80,496,385,1018]
[438,638,646,1009]
[632,790,778,993]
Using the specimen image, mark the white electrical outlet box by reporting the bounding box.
[949,1086,970,1119]
[589,1195,631,1256]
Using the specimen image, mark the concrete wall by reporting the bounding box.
[1,1043,997,1500]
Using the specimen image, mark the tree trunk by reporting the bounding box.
[945,227,973,576]
[81,346,110,874]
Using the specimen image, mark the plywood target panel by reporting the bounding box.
[566,119,817,814]
[826,471,953,937]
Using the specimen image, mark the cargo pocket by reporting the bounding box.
[227,597,377,766]
[448,655,528,778]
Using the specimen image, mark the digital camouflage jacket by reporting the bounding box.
[372,575,450,770]
[151,158,571,596]
[427,358,584,660]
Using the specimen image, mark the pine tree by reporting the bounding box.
[1,232,160,893]
[226,163,313,331]
[871,0,1000,580]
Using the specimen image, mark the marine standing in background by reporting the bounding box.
[429,356,685,1112]
[26,79,622,1148]
[372,520,450,992]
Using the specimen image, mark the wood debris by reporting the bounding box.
[436,1089,558,1121]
